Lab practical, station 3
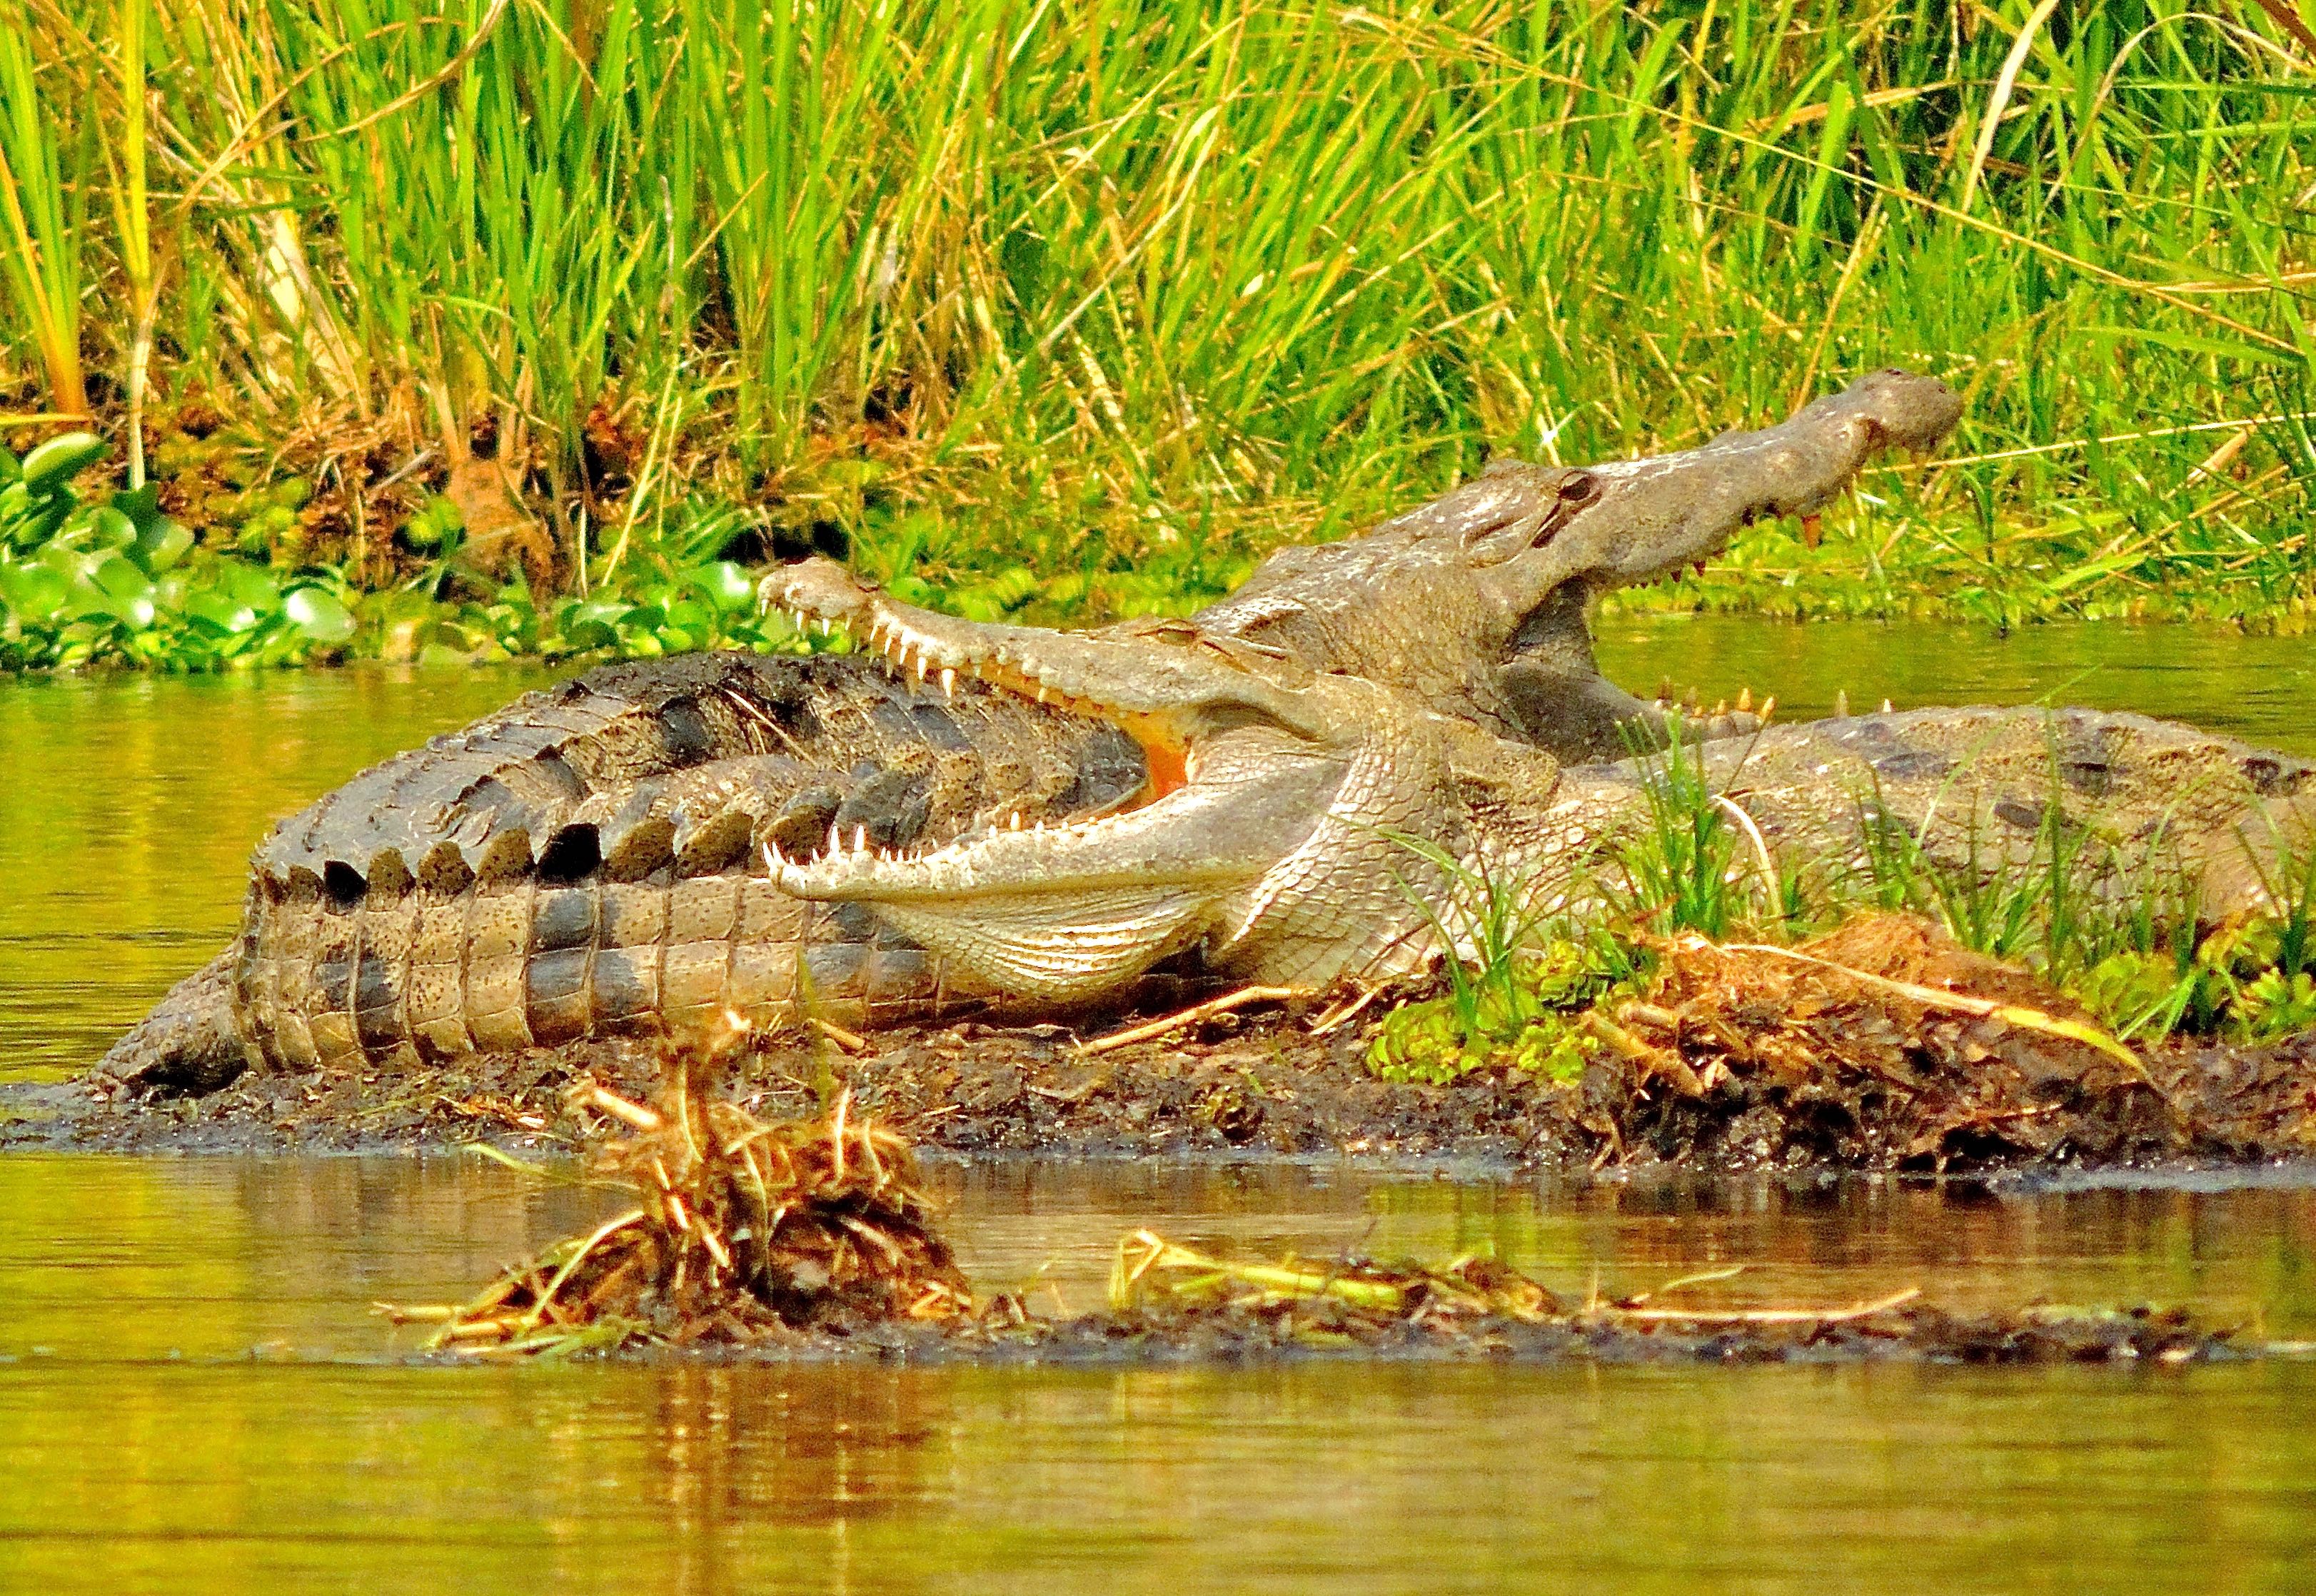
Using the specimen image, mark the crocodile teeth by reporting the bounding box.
[1881,698,1894,713]
[939,667,955,699]
[827,822,842,854]
[852,824,868,853]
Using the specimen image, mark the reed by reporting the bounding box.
[0,0,2310,655]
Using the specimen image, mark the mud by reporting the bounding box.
[14,971,2316,1176]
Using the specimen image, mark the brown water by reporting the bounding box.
[4,620,2316,1592]
[3,1156,2316,1592]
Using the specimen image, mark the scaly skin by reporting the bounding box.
[109,655,1148,1091]
[1192,367,1963,757]
[759,557,1476,996]
[1505,709,2315,926]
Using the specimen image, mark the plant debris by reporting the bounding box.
[383,1060,970,1353]
[381,1081,2256,1366]
[1563,914,2193,1171]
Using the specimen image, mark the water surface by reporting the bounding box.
[4,620,2316,1593]
[2,1155,2314,1595]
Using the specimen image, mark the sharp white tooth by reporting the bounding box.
[816,617,830,637]
[939,667,955,699]
[1010,812,1024,829]
[1034,686,1052,704]
[913,653,928,682]
[852,825,867,853]
[828,822,841,854]
[1881,698,1894,714]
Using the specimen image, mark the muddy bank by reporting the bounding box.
[16,989,2316,1176]
[396,1293,2253,1369]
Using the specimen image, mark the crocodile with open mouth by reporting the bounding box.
[97,371,2312,1095]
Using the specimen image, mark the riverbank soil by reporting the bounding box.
[16,914,2316,1172]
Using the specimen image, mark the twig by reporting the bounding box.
[1697,936,2150,1079]
[518,1208,649,1330]
[1598,1286,1921,1325]
[1079,985,1306,1055]
[813,1017,867,1052]
[1308,984,1386,1036]
[580,1084,663,1132]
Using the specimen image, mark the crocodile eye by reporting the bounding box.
[1531,472,1599,545]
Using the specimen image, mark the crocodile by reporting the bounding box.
[101,370,2310,1096]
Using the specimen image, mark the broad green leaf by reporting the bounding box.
[0,562,68,621]
[691,560,757,611]
[283,585,356,645]
[19,433,106,491]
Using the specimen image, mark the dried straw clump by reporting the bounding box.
[393,1071,970,1354]
[1103,1233,2230,1363]
[1576,914,2177,1169]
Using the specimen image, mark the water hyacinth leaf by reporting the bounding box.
[213,562,285,615]
[84,505,139,550]
[18,433,105,492]
[112,480,161,522]
[560,598,633,650]
[0,560,69,620]
[129,519,193,575]
[183,589,258,634]
[283,585,356,645]
[692,560,755,612]
[84,554,157,629]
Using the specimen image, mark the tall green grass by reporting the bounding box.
[3,0,2313,628]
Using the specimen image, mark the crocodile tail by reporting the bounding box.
[233,864,1005,1073]
[98,948,255,1094]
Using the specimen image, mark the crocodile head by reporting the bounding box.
[1197,368,1962,749]
[757,559,1473,999]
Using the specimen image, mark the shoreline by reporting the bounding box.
[13,1009,2315,1178]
